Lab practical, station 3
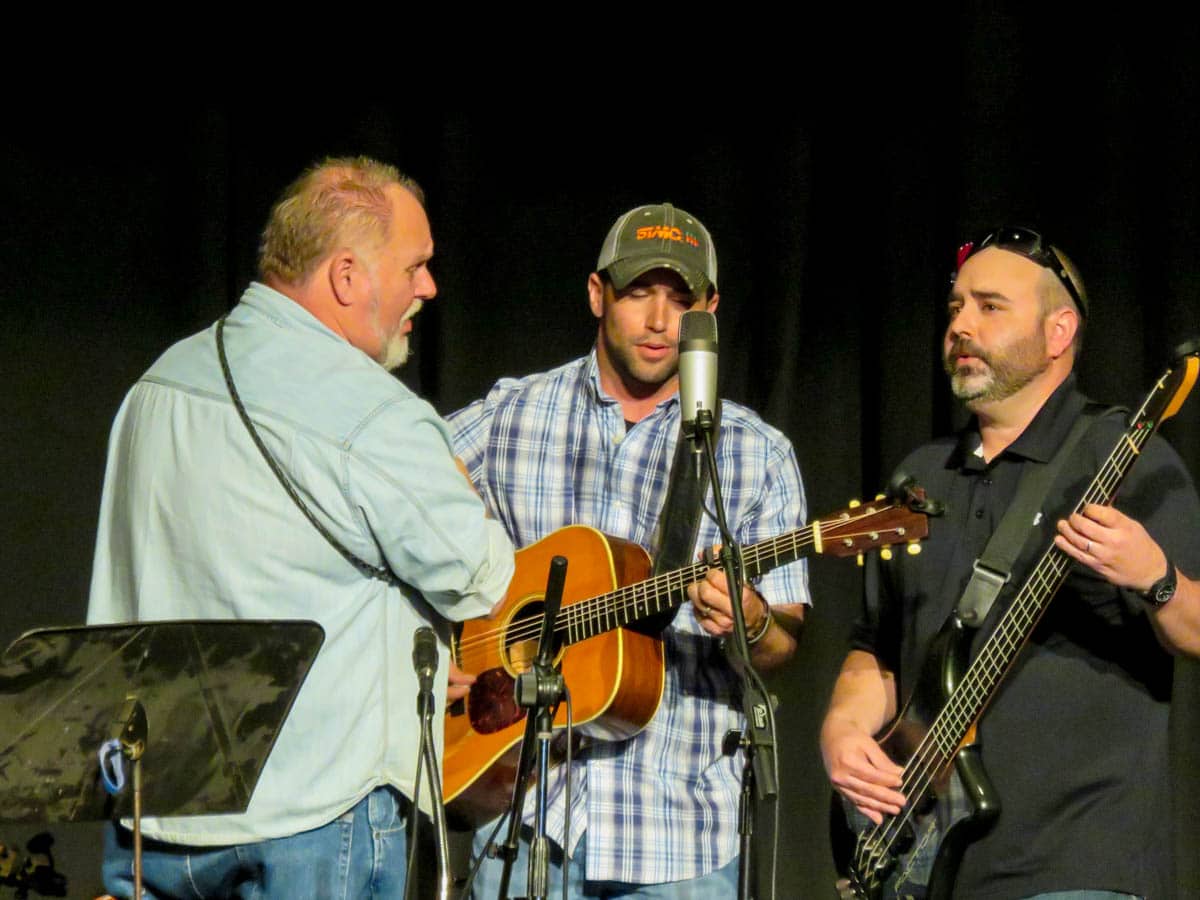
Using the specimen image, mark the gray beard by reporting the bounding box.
[949,362,1045,404]
[945,335,1050,405]
[378,333,410,372]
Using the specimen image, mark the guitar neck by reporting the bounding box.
[559,524,817,646]
[928,394,1169,766]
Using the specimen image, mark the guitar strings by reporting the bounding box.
[859,433,1141,865]
[454,506,908,669]
[452,508,904,666]
[853,425,1148,872]
[453,556,719,661]
[452,530,792,657]
[452,528,818,668]
[453,519,911,670]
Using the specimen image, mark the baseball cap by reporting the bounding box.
[596,203,718,296]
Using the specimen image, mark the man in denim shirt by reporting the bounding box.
[89,157,514,898]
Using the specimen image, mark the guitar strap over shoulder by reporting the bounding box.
[625,405,718,637]
[216,314,403,588]
[956,402,1111,627]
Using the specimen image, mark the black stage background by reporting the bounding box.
[3,23,1199,898]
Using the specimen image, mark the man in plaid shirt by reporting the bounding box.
[450,203,811,898]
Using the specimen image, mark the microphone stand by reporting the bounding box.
[693,408,778,900]
[406,634,453,900]
[421,673,454,900]
[494,556,568,900]
[114,696,147,900]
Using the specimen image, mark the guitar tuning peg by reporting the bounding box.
[880,548,893,561]
[856,552,864,567]
[848,499,861,509]
[907,542,921,556]
[874,493,885,501]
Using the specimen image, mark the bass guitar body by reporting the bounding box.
[835,616,1000,900]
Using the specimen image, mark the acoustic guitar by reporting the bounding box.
[444,485,935,824]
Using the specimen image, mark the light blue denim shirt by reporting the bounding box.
[88,283,514,845]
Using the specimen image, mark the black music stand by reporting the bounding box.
[0,620,324,898]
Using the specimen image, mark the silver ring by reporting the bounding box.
[1084,540,1092,553]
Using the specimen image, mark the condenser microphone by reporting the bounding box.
[678,310,718,441]
[412,626,439,693]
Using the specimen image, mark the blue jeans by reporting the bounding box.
[470,829,739,899]
[103,786,410,899]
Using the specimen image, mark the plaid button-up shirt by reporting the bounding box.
[449,351,810,884]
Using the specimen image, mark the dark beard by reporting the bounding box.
[944,332,1049,404]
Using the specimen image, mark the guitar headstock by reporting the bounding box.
[814,482,934,560]
[1118,339,1200,448]
[1157,340,1200,423]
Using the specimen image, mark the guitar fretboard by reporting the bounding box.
[927,415,1153,763]
[559,524,818,645]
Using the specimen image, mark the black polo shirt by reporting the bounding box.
[852,373,1200,899]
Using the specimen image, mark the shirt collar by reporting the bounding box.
[949,372,1088,471]
[583,348,681,415]
[237,282,349,345]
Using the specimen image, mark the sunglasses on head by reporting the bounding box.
[955,226,1087,318]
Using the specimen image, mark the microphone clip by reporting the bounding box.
[691,408,716,436]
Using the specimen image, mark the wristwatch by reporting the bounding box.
[1141,560,1178,609]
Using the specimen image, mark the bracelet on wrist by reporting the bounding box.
[746,596,773,646]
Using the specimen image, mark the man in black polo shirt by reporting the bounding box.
[820,228,1200,899]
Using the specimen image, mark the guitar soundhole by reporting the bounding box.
[466,597,568,735]
[468,668,524,735]
[502,598,548,675]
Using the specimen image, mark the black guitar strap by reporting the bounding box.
[956,402,1111,626]
[625,406,718,637]
[216,314,403,587]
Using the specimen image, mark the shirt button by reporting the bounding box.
[975,509,985,519]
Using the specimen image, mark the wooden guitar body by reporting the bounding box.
[443,526,665,825]
[440,485,935,827]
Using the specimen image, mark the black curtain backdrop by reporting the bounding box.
[3,24,1200,898]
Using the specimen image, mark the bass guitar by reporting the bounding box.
[834,342,1200,900]
[444,484,936,825]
